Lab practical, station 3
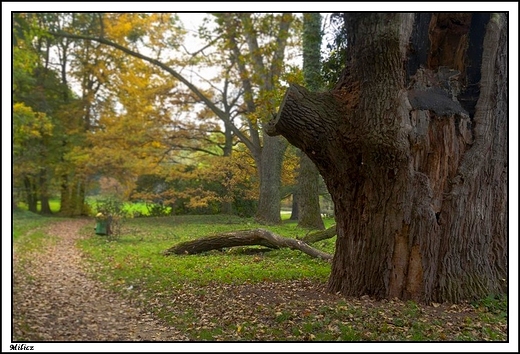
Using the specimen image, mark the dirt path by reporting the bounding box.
[13,219,187,341]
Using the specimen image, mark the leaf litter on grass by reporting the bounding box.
[13,219,188,341]
[13,219,507,342]
[121,278,507,341]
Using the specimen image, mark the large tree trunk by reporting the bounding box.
[266,13,507,303]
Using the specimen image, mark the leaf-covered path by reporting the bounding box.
[13,219,187,341]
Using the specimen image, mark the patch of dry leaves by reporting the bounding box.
[136,279,507,341]
[13,219,187,341]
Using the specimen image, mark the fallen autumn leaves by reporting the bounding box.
[12,219,507,342]
[13,219,187,341]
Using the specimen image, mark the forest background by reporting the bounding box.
[3,2,519,352]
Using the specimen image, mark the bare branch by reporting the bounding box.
[48,30,257,154]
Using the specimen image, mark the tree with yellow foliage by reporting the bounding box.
[49,12,302,223]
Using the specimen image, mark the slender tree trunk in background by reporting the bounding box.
[297,154,325,229]
[60,175,70,215]
[39,169,52,215]
[221,120,234,215]
[267,13,507,303]
[60,177,87,216]
[220,13,293,225]
[290,188,299,220]
[255,133,287,224]
[75,180,87,215]
[297,13,325,230]
[40,196,51,214]
[24,176,38,213]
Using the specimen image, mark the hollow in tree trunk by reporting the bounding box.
[266,13,507,303]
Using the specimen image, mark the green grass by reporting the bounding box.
[86,197,176,217]
[16,197,166,217]
[12,209,57,242]
[86,198,156,217]
[13,212,507,341]
[75,214,506,341]
[79,215,335,289]
[16,199,61,214]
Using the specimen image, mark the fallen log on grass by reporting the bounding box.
[299,224,337,244]
[163,228,333,261]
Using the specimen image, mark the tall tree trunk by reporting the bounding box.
[297,13,325,230]
[221,120,234,215]
[217,13,293,225]
[297,154,325,229]
[266,13,507,303]
[75,180,87,215]
[60,176,87,216]
[255,133,287,224]
[24,176,38,213]
[59,174,70,215]
[290,190,299,220]
[39,170,52,215]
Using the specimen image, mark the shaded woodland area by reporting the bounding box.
[13,12,508,305]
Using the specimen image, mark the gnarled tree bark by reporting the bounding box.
[266,13,507,303]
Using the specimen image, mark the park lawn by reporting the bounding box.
[12,209,58,242]
[16,197,164,217]
[76,215,507,342]
[16,199,61,214]
[13,212,507,342]
[86,198,158,217]
[79,215,336,287]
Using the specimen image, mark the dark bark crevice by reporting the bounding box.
[406,13,431,81]
[457,13,490,118]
